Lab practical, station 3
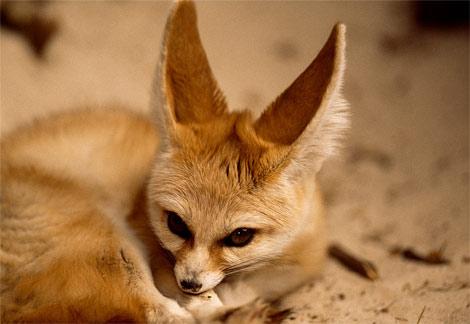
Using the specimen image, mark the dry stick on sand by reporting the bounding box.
[389,244,450,265]
[328,244,379,280]
[416,306,426,324]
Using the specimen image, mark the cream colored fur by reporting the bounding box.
[0,0,348,322]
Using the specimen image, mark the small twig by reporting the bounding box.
[364,299,397,314]
[390,243,450,265]
[267,309,291,324]
[416,306,426,324]
[427,281,469,292]
[378,299,397,314]
[328,243,379,280]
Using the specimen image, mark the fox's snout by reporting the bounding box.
[175,266,223,294]
[174,247,224,294]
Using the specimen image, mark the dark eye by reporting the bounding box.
[224,228,255,247]
[167,211,192,239]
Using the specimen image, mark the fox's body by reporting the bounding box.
[0,109,182,322]
[1,107,326,322]
[1,1,348,322]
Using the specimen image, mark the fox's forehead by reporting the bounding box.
[153,141,255,211]
[149,141,294,236]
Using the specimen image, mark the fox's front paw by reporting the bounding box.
[185,289,224,320]
[144,299,195,323]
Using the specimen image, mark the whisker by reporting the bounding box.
[224,262,272,276]
[223,256,277,276]
[224,255,274,270]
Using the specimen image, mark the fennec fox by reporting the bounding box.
[0,0,348,322]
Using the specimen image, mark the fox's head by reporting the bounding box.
[147,1,348,295]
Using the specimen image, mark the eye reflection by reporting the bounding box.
[224,228,255,247]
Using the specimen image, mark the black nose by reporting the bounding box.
[180,279,202,292]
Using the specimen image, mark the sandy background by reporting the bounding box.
[1,1,468,323]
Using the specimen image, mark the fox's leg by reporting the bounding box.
[6,248,192,323]
[1,190,193,323]
[75,217,195,323]
[3,231,193,323]
[101,234,194,323]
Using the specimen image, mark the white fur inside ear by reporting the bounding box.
[288,94,350,179]
[297,91,350,173]
[287,24,350,178]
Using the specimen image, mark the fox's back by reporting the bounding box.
[1,107,158,203]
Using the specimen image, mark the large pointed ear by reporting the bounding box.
[152,0,226,149]
[254,24,349,178]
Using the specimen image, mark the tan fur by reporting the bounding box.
[1,108,191,322]
[1,0,348,322]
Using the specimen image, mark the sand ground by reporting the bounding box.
[1,1,468,323]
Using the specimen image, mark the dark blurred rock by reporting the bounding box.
[0,1,58,58]
[413,1,469,28]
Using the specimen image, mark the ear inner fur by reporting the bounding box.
[162,0,227,125]
[254,24,345,146]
